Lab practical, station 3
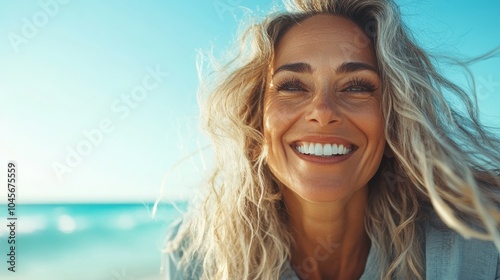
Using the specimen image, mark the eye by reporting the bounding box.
[274,78,306,93]
[343,77,377,93]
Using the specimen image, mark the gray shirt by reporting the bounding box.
[163,211,500,279]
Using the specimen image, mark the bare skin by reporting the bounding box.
[283,185,371,279]
[263,15,385,279]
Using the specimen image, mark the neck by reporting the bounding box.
[283,185,371,280]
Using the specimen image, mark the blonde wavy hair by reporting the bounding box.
[165,0,500,279]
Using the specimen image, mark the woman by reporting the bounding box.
[163,0,500,279]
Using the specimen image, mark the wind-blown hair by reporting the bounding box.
[164,0,500,279]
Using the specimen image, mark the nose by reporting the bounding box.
[305,90,341,126]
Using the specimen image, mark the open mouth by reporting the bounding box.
[294,142,356,157]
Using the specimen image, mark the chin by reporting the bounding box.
[290,180,366,203]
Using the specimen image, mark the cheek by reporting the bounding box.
[361,110,384,138]
[263,97,302,168]
[367,106,385,141]
[263,97,301,142]
[263,107,284,161]
[348,99,386,160]
[360,106,386,164]
[348,99,384,137]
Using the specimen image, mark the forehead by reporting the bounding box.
[274,14,377,69]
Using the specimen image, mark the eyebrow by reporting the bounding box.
[337,62,378,74]
[272,61,378,77]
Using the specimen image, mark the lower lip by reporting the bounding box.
[292,147,355,164]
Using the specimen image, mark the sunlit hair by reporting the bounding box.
[164,0,500,279]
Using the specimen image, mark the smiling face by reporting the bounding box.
[263,14,386,203]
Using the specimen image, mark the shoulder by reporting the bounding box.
[422,209,500,279]
[162,219,202,280]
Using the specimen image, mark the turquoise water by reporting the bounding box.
[0,202,187,280]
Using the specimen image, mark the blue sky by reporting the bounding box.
[0,0,499,203]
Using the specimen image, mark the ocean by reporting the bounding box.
[0,202,187,280]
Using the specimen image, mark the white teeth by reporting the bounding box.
[295,142,352,156]
[332,144,338,154]
[308,143,314,154]
[323,144,332,156]
[314,143,322,155]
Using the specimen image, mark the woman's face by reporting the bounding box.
[263,14,386,203]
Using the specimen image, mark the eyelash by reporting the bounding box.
[275,78,305,92]
[344,77,377,93]
[274,77,377,93]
